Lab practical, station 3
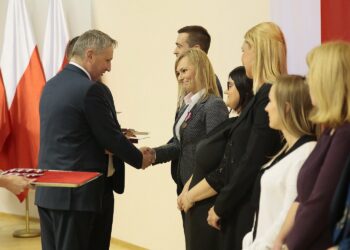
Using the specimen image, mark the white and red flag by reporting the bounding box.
[0,0,45,200]
[0,70,11,152]
[41,0,69,81]
[271,0,350,75]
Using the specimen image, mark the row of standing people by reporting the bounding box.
[1,22,349,250]
[144,22,350,250]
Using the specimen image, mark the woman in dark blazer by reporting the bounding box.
[152,48,228,250]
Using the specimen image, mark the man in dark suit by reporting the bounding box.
[35,30,153,250]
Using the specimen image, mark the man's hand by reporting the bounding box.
[207,206,221,230]
[1,175,32,195]
[139,147,155,169]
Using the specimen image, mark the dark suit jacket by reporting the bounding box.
[192,117,237,188]
[98,82,128,194]
[211,83,282,217]
[154,94,228,193]
[35,64,142,212]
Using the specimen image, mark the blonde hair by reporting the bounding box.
[175,48,219,108]
[274,75,315,138]
[307,41,350,127]
[244,22,287,92]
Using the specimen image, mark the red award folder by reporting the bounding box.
[1,168,102,188]
[32,170,102,187]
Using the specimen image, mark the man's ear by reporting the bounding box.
[192,44,201,50]
[85,49,94,62]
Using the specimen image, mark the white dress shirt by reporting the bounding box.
[69,62,91,80]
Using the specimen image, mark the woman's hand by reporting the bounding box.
[177,192,185,210]
[1,175,32,195]
[272,238,284,250]
[181,192,195,212]
[207,206,221,230]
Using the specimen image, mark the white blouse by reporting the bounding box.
[242,141,316,250]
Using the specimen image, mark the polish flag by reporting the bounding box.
[0,70,11,152]
[270,0,350,75]
[41,0,70,81]
[0,0,45,199]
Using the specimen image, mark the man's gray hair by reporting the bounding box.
[72,29,117,58]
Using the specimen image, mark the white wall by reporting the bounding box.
[0,0,270,249]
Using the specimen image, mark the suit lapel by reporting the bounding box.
[173,104,188,138]
[178,98,207,139]
[99,83,118,122]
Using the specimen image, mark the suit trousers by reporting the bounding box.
[38,179,114,250]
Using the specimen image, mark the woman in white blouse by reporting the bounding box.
[242,75,316,250]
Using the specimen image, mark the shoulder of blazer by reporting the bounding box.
[255,83,272,101]
[201,94,223,104]
[228,83,272,131]
[65,63,91,79]
[194,94,223,112]
[206,116,237,138]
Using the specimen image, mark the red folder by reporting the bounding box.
[32,170,102,187]
[1,168,102,188]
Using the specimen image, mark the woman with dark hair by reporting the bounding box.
[227,66,253,114]
[204,22,286,250]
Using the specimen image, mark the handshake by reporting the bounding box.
[139,147,156,169]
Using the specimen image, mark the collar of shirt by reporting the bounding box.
[69,62,92,80]
[184,89,205,106]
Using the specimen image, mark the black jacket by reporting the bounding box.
[204,83,282,250]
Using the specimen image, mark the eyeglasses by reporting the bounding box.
[227,82,234,90]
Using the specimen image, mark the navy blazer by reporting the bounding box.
[35,64,142,212]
